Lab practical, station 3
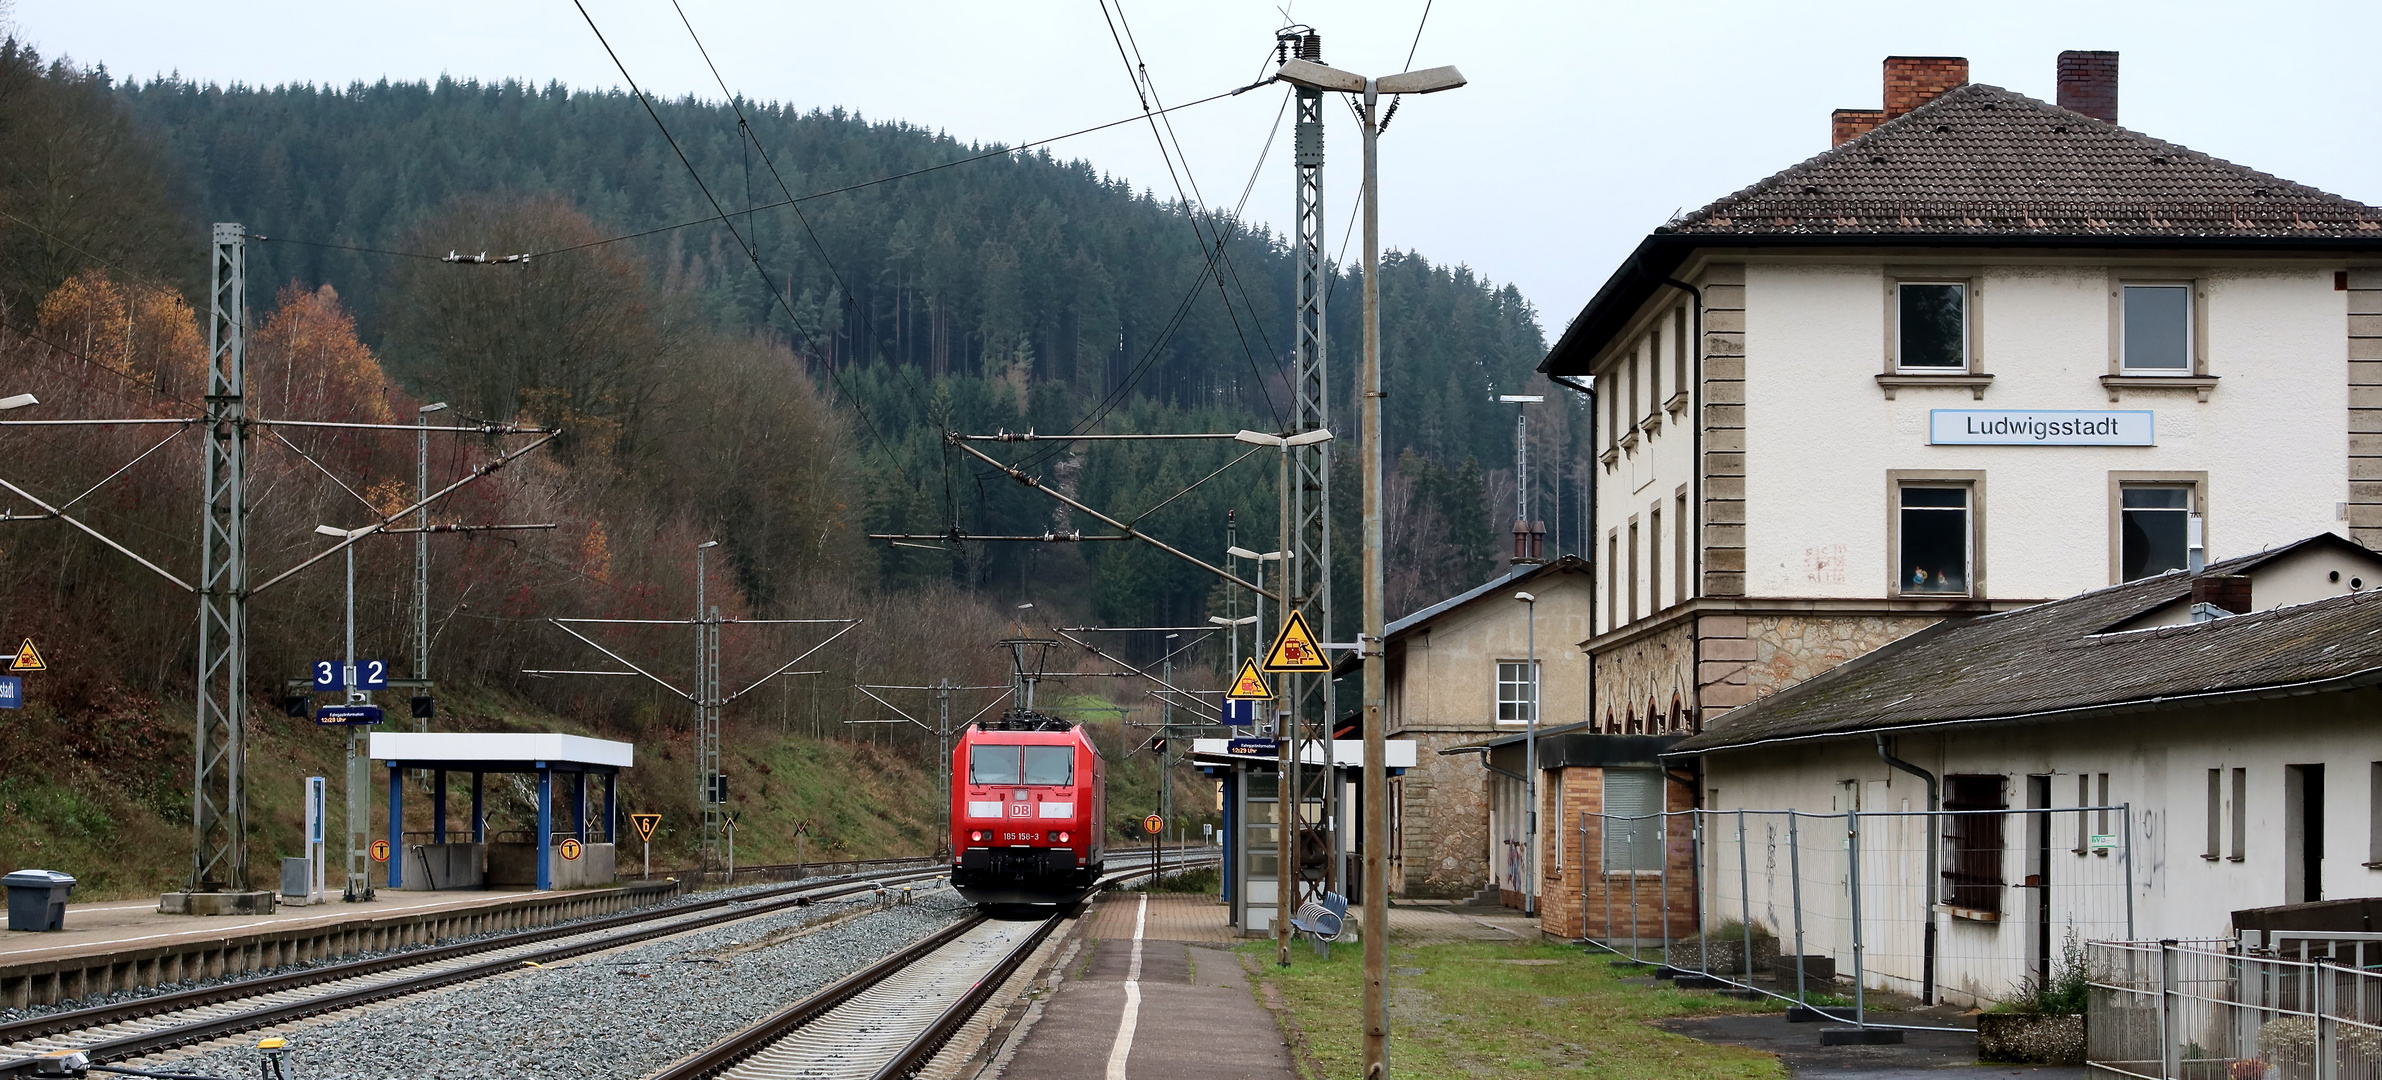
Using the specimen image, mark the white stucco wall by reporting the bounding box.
[1740,260,2348,601]
[1694,692,2382,1005]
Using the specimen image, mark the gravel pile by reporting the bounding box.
[154,885,975,1080]
[0,875,900,1023]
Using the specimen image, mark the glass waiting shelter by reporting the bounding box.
[1190,737,1415,936]
[368,732,635,891]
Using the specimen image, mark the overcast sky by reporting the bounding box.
[12,0,2381,335]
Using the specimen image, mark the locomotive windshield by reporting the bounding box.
[969,744,1074,785]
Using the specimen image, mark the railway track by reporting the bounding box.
[0,849,1208,1079]
[0,865,950,1078]
[654,854,1219,1080]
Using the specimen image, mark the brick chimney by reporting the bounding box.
[2056,50,2118,123]
[1831,56,1969,146]
[1883,56,1969,118]
[2191,574,2253,616]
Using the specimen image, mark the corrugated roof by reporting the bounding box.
[1668,535,2382,754]
[1673,83,2382,239]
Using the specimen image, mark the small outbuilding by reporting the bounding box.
[368,732,634,891]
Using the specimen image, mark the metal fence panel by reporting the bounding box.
[2087,938,2382,1080]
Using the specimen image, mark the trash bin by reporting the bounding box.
[281,858,312,901]
[4,869,75,932]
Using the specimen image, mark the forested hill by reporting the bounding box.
[103,75,1575,624]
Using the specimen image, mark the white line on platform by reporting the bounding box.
[1103,892,1147,1080]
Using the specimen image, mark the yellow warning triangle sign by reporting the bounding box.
[1261,610,1330,673]
[10,638,44,672]
[630,813,661,843]
[1225,658,1273,700]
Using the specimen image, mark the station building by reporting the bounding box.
[1518,51,2382,939]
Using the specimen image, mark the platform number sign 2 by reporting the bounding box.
[313,660,389,690]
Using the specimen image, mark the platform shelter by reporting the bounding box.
[1189,737,1414,936]
[367,732,634,892]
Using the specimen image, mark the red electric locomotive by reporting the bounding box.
[949,713,1105,905]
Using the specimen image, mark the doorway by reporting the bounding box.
[2025,775,2052,983]
[2284,764,2326,904]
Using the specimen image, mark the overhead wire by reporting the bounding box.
[1093,0,1283,430]
[566,0,918,494]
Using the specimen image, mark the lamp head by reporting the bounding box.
[0,393,39,411]
[1284,428,1334,447]
[697,540,720,549]
[1498,395,1544,404]
[418,401,450,414]
[1276,57,1366,94]
[1376,65,1467,95]
[1514,590,1536,604]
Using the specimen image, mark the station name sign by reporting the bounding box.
[1929,409,2153,446]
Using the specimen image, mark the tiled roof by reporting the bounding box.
[1668,83,2382,239]
[1667,535,2382,754]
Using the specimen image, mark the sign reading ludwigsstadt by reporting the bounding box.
[1929,409,2153,446]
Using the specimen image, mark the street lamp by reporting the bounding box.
[314,522,374,901]
[1278,49,1467,1076]
[0,394,39,411]
[1514,589,1538,917]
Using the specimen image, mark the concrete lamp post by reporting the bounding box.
[1514,590,1538,918]
[1276,51,1465,1080]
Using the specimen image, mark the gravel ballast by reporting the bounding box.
[150,886,976,1080]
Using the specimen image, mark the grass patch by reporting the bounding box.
[1241,939,1785,1080]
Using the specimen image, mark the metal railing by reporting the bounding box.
[2087,938,2382,1079]
[1573,806,2137,1030]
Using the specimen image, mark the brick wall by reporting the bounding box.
[1883,56,1968,119]
[1536,765,1699,941]
[1831,109,1885,147]
[1701,263,1746,598]
[2055,50,2118,123]
[2353,268,2382,548]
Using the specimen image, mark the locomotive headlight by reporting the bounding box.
[968,830,984,843]
[1055,831,1070,844]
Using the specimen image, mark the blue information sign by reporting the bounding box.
[1221,699,1260,727]
[0,676,19,710]
[1225,736,1277,757]
[312,660,389,690]
[314,704,385,725]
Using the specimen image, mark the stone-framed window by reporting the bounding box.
[2107,470,2206,584]
[1888,470,1987,598]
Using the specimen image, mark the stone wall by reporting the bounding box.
[1743,613,1940,699]
[2351,267,2382,549]
[1589,619,1695,733]
[1392,729,1493,898]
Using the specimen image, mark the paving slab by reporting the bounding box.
[992,894,1295,1080]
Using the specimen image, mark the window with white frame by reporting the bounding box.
[1899,485,1971,595]
[2120,485,2193,581]
[1897,282,1967,369]
[1495,660,1539,725]
[2121,284,2192,373]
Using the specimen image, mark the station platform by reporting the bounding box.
[1,880,675,1009]
[976,894,1536,1079]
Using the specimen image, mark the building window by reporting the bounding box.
[1601,767,1663,872]
[1898,282,1967,369]
[1899,485,1971,595]
[1942,774,2008,916]
[2121,486,2193,581]
[2205,768,2222,860]
[1495,660,1539,725]
[1646,328,1661,415]
[2368,762,2380,869]
[1607,530,1619,630]
[1673,307,1690,398]
[2230,767,2247,862]
[1675,489,1691,603]
[1649,506,1663,613]
[1628,517,1641,622]
[2121,284,2192,373]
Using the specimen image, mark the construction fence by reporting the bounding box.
[2088,937,2382,1080]
[1576,806,2137,1029]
